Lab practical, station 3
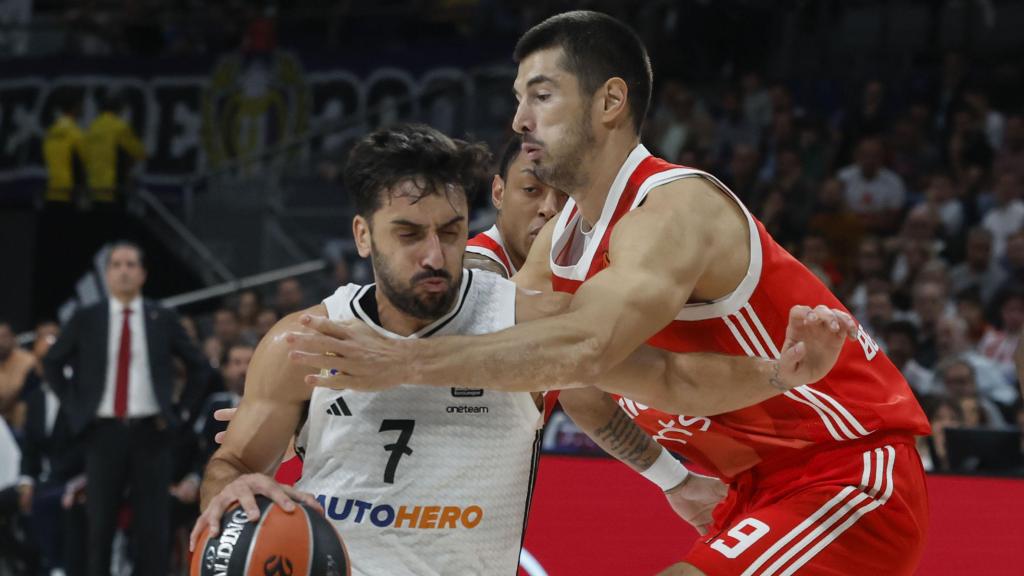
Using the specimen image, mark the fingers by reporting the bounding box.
[215,430,226,444]
[213,407,237,422]
[283,487,322,512]
[284,331,354,358]
[189,515,210,552]
[789,305,811,326]
[288,349,350,372]
[811,304,842,332]
[793,304,859,339]
[305,372,353,390]
[835,310,859,339]
[299,315,359,339]
[190,490,232,551]
[189,474,299,553]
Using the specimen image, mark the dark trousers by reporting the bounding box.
[27,485,88,576]
[85,418,171,576]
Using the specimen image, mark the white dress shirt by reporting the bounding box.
[0,418,20,489]
[97,296,160,418]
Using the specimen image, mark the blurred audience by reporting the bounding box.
[274,277,306,315]
[0,321,34,431]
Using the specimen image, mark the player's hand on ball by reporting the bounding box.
[775,305,859,390]
[664,472,728,535]
[285,315,411,391]
[189,473,320,552]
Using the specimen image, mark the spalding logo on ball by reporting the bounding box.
[191,496,350,576]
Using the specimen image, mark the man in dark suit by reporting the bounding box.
[43,241,209,576]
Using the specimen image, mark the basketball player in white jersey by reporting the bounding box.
[193,123,855,575]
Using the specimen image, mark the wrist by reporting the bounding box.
[395,339,422,385]
[640,446,690,492]
[764,358,794,392]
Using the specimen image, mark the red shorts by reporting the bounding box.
[686,435,929,576]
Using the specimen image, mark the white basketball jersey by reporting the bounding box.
[296,270,542,576]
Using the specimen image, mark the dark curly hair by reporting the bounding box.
[344,123,492,220]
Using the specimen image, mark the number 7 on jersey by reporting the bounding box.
[379,419,415,484]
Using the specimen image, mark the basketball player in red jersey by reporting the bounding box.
[287,11,931,576]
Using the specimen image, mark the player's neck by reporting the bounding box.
[110,291,140,307]
[571,133,639,227]
[375,293,435,337]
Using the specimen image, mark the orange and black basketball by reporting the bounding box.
[190,496,350,576]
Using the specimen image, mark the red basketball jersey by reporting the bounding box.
[466,225,516,278]
[549,145,930,481]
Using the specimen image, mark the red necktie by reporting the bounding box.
[114,307,132,418]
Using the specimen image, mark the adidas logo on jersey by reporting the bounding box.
[326,395,352,416]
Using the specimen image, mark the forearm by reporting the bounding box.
[200,449,255,510]
[560,388,660,472]
[407,313,601,391]
[594,345,785,416]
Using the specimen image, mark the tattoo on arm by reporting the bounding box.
[593,409,659,470]
[768,360,789,392]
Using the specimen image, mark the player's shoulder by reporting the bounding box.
[321,283,368,320]
[459,268,517,325]
[465,267,516,298]
[634,174,735,226]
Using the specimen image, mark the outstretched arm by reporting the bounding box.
[589,305,857,415]
[288,180,729,390]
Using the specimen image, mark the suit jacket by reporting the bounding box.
[43,299,209,437]
[19,373,83,485]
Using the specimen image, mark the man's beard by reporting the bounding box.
[533,107,594,192]
[372,242,461,321]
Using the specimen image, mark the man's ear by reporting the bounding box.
[492,174,506,210]
[353,215,372,258]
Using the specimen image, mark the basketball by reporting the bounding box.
[190,496,350,576]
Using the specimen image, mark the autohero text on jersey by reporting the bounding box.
[315,495,484,530]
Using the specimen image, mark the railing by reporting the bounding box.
[16,258,328,345]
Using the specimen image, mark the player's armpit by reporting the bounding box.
[199,306,324,510]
